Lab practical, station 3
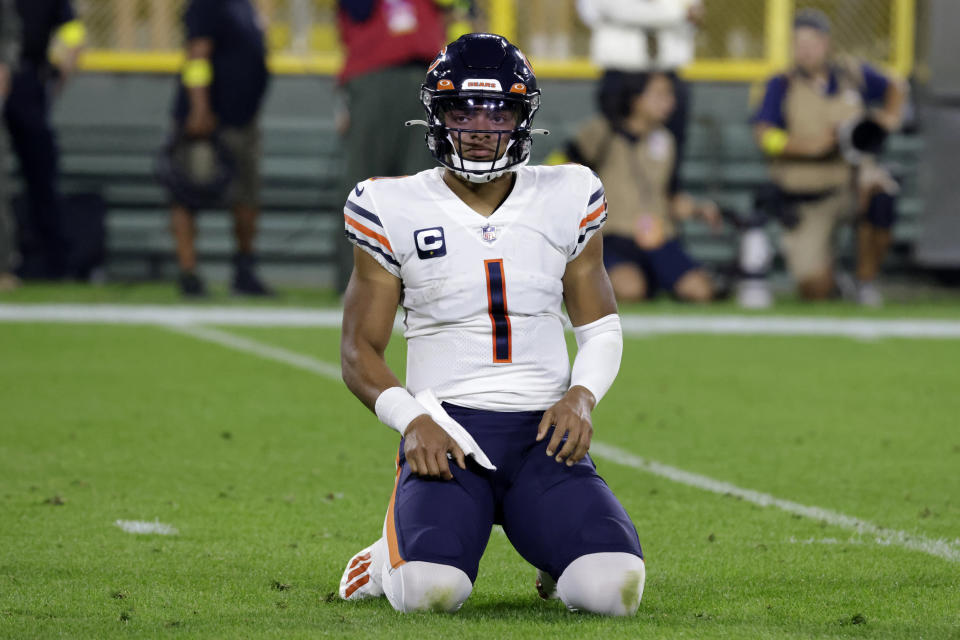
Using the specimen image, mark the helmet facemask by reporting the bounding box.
[422,92,540,183]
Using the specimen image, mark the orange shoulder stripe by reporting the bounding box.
[344,215,394,252]
[579,201,607,228]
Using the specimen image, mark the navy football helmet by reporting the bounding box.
[410,33,546,183]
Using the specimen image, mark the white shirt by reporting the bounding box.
[577,0,699,71]
[343,165,607,411]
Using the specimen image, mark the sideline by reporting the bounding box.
[162,323,959,564]
[3,303,960,339]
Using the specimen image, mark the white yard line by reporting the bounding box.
[616,314,960,339]
[114,519,178,535]
[3,303,960,339]
[163,323,960,565]
[0,303,343,327]
[588,442,960,563]
[166,323,342,379]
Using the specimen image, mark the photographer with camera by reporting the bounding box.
[752,9,905,305]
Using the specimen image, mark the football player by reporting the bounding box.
[337,33,644,615]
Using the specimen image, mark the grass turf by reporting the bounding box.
[4,281,960,317]
[1,320,958,638]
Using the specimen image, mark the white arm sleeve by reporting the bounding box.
[569,314,623,406]
[375,387,429,435]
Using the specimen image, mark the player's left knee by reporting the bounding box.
[864,192,897,230]
[556,552,646,616]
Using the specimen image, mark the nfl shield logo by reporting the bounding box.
[481,224,498,243]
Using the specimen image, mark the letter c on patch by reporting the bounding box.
[414,226,447,259]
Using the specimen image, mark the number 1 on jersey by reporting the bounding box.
[484,259,512,363]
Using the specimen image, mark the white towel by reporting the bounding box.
[414,390,497,471]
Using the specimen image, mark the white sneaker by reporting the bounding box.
[857,281,884,307]
[736,279,773,309]
[339,538,387,601]
[535,569,559,600]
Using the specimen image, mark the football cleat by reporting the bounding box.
[535,569,559,600]
[339,538,386,601]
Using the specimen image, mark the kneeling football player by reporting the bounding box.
[337,33,644,615]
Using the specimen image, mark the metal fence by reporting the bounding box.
[76,0,915,80]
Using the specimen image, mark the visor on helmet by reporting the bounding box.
[436,97,526,132]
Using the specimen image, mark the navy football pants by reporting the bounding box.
[386,404,644,583]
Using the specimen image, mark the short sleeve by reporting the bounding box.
[751,75,789,128]
[860,62,890,104]
[569,170,607,262]
[343,182,401,278]
[55,0,75,25]
[184,0,217,40]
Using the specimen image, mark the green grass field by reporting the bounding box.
[1,292,959,638]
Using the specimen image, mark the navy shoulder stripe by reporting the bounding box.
[344,230,400,268]
[588,186,605,206]
[345,199,382,227]
[576,213,608,244]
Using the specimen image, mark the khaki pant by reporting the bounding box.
[220,123,261,209]
[780,188,854,281]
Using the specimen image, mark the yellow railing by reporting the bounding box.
[76,0,915,81]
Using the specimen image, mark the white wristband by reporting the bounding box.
[374,387,429,435]
[570,313,623,406]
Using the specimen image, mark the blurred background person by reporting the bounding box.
[557,71,722,303]
[0,0,17,291]
[752,9,905,305]
[334,0,462,292]
[577,0,702,195]
[3,0,83,281]
[167,0,272,298]
[526,0,574,60]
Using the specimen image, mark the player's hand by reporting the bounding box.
[872,109,902,133]
[671,193,697,221]
[402,414,466,481]
[185,105,217,138]
[536,386,596,466]
[698,200,724,231]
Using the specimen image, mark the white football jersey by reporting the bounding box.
[343,165,607,411]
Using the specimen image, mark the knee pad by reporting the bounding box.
[865,192,896,229]
[382,561,472,613]
[556,552,646,616]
